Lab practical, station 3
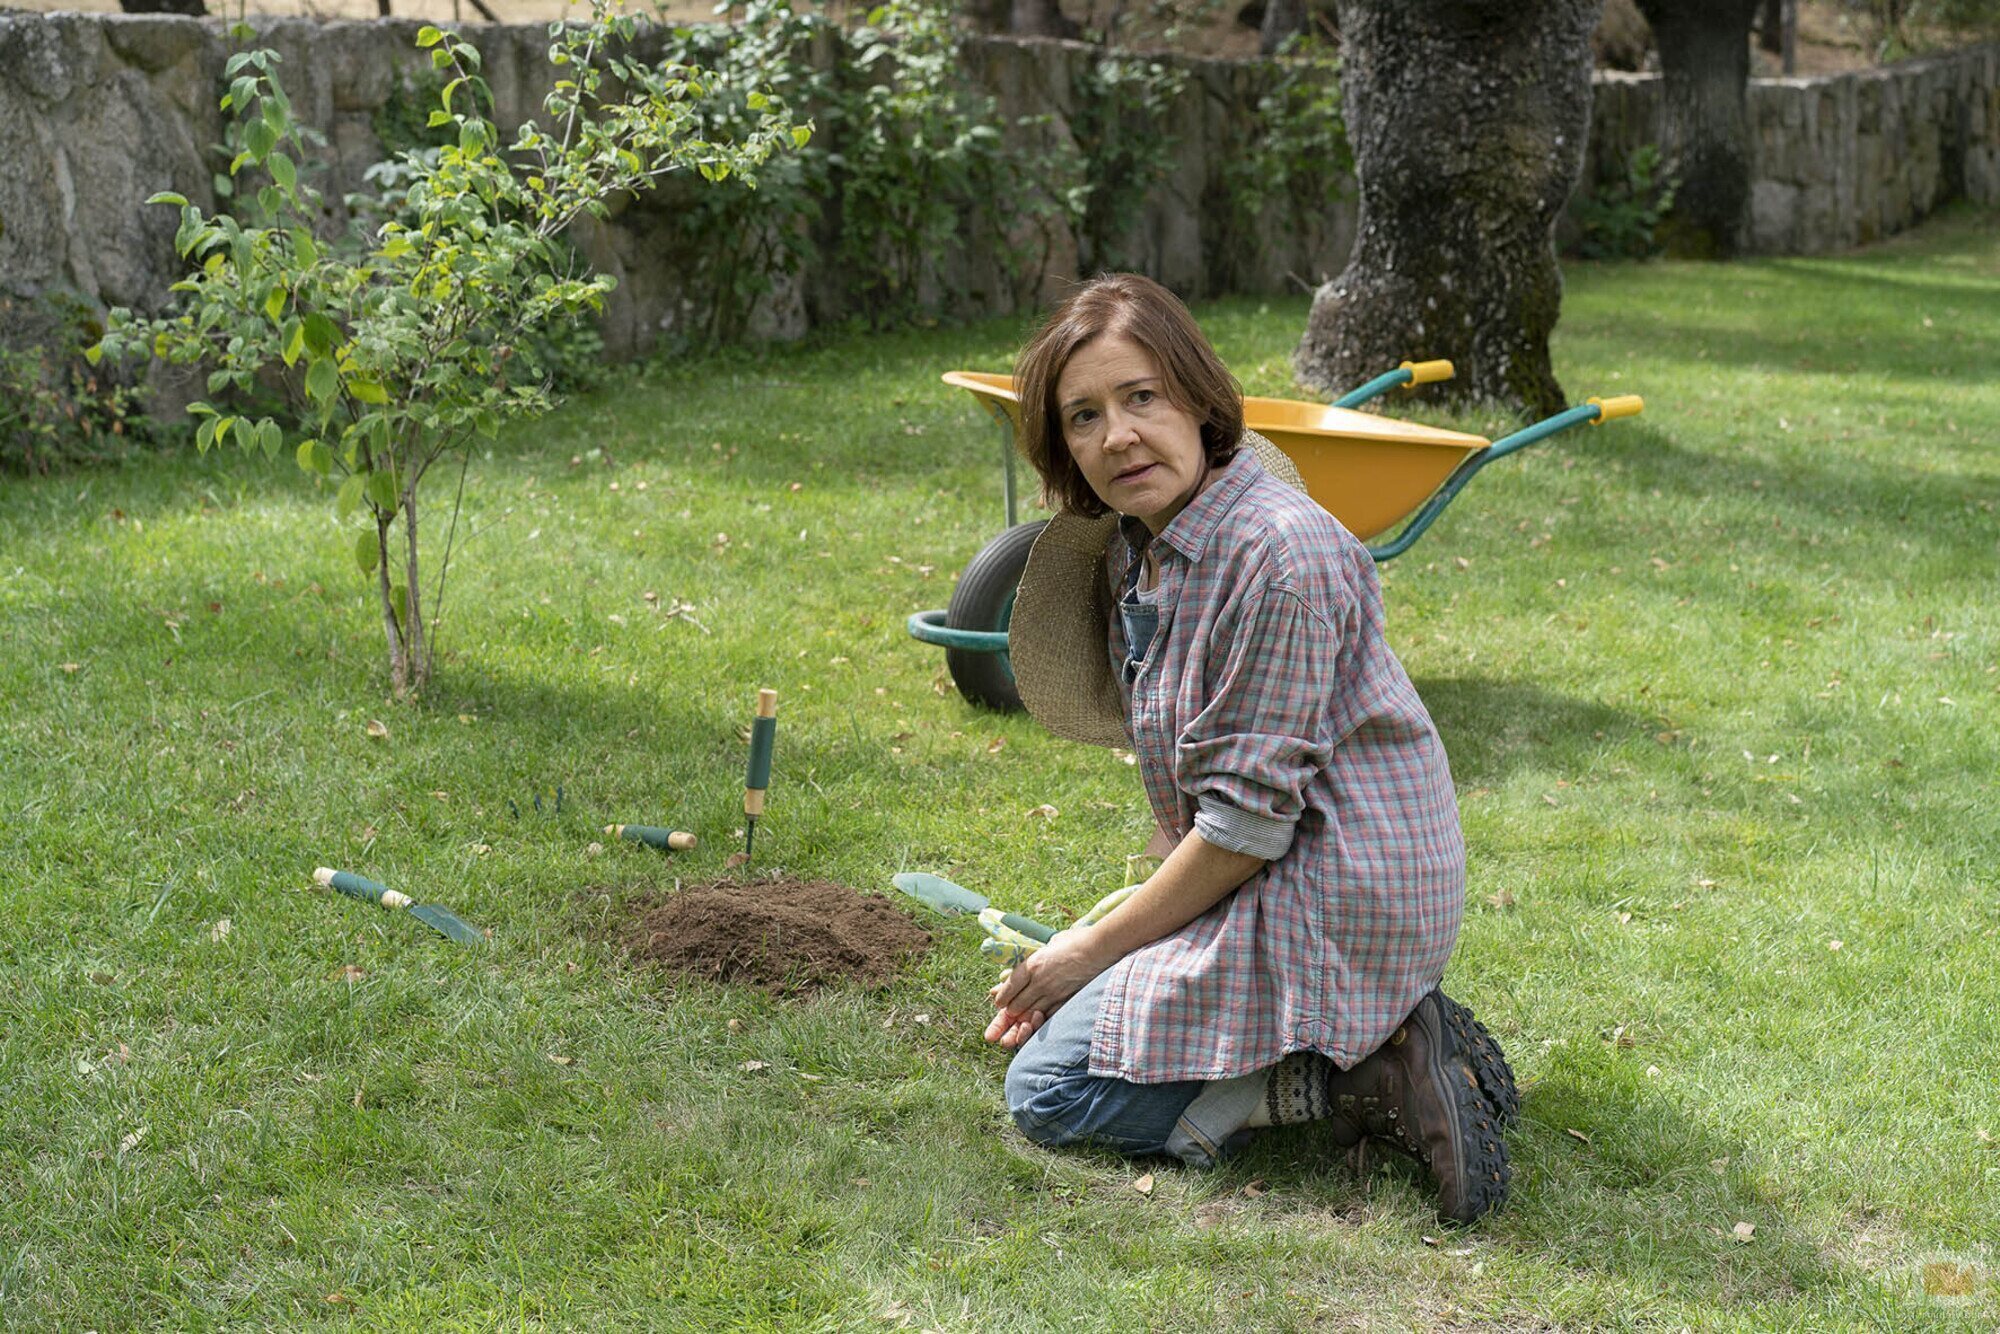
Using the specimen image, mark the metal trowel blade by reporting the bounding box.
[410,902,487,946]
[891,872,988,916]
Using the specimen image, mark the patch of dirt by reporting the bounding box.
[616,876,930,995]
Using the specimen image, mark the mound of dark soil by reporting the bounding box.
[619,876,931,994]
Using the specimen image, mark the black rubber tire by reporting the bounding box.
[944,520,1046,712]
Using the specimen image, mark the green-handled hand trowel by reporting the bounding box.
[314,868,487,946]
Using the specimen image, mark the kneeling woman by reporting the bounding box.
[985,274,1516,1224]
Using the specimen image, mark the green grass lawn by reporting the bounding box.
[3,206,1996,1329]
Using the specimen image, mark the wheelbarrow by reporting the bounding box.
[908,361,1643,712]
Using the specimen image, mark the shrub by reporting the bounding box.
[0,293,159,475]
[1574,144,1679,261]
[93,4,804,695]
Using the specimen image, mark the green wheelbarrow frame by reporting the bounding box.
[910,362,1643,708]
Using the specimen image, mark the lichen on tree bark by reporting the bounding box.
[1295,0,1598,420]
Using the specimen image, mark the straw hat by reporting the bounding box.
[1011,429,1309,747]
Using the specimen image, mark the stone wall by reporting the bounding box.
[0,14,1356,360]
[1,13,1995,364]
[1585,45,2000,253]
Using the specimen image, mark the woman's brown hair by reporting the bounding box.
[1014,273,1245,517]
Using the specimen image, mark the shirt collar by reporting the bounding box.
[1118,446,1263,566]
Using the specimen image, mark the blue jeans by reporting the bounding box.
[1003,969,1268,1167]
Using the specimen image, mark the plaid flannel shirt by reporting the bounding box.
[1090,448,1465,1082]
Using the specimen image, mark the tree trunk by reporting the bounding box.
[375,516,409,697]
[1296,0,1597,420]
[1259,0,1305,54]
[118,0,206,13]
[1008,0,1080,39]
[1756,0,1781,52]
[1634,0,1762,257]
[401,488,429,694]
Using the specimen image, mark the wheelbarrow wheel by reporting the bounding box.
[945,520,1046,712]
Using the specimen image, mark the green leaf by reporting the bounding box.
[336,473,365,520]
[244,118,276,162]
[365,469,401,511]
[303,312,340,356]
[427,109,453,128]
[291,228,317,267]
[355,529,380,576]
[416,24,444,46]
[257,418,283,460]
[441,76,463,112]
[195,417,218,454]
[282,319,305,367]
[431,48,452,70]
[348,379,389,405]
[305,357,339,405]
[747,91,770,111]
[84,342,104,367]
[207,369,233,395]
[215,416,237,449]
[264,285,288,322]
[268,152,295,191]
[146,191,189,207]
[791,125,813,148]
[296,438,329,475]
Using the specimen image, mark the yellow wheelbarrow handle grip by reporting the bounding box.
[1588,394,1644,423]
[1399,359,1455,386]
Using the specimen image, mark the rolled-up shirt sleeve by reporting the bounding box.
[1177,582,1340,862]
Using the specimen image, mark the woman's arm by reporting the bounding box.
[984,830,1265,1048]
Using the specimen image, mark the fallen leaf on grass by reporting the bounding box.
[1193,1201,1233,1229]
[1421,1234,1441,1247]
[119,1126,147,1155]
[545,1053,572,1066]
[1241,1179,1268,1198]
[740,1060,770,1073]
[90,971,114,986]
[1485,890,1516,910]
[364,719,389,740]
[985,737,1006,755]
[324,1293,353,1306]
[209,918,232,943]
[1565,1128,1592,1147]
[1732,1221,1756,1243]
[1132,1173,1155,1196]
[725,852,751,869]
[60,662,80,674]
[334,964,366,983]
[1026,804,1059,821]
[1827,939,1844,952]
[585,841,604,857]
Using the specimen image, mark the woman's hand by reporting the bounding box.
[982,928,1109,1050]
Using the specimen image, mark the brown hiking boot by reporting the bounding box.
[1323,988,1513,1224]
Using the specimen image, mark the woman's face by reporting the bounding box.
[1056,332,1208,534]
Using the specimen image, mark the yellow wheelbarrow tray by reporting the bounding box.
[913,362,1643,712]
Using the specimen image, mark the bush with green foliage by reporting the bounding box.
[1070,55,1189,272]
[91,4,803,695]
[653,0,834,346]
[1220,33,1349,286]
[0,293,159,475]
[1574,144,1679,261]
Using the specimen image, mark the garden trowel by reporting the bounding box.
[891,872,1056,942]
[315,867,487,946]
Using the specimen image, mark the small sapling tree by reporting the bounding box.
[94,5,805,695]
